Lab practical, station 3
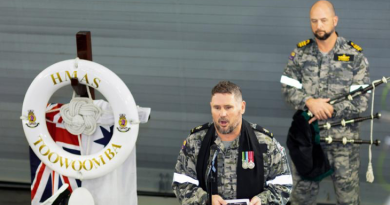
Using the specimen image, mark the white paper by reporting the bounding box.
[137,106,151,123]
[225,199,250,205]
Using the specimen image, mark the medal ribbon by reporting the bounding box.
[249,151,254,163]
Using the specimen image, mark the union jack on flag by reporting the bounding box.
[30,103,82,204]
[30,101,115,205]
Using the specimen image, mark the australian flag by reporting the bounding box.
[30,103,113,205]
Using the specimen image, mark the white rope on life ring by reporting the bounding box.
[21,59,139,180]
[60,90,102,137]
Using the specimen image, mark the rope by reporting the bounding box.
[60,98,102,136]
[366,80,377,183]
[77,134,84,156]
[60,85,102,156]
[74,57,79,68]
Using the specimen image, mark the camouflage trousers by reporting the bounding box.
[290,143,360,205]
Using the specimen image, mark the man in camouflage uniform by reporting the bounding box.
[281,1,370,205]
[172,81,292,205]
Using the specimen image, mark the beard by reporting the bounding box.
[314,28,335,41]
[215,118,240,134]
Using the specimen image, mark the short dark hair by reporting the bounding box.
[211,81,242,100]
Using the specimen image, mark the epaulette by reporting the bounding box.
[297,39,313,48]
[254,124,274,138]
[190,123,211,134]
[347,41,363,52]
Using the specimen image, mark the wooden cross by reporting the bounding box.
[71,31,95,99]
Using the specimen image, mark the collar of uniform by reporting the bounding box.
[312,36,346,57]
[333,36,347,53]
[214,134,240,152]
[310,41,319,56]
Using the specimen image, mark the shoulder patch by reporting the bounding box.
[181,140,188,154]
[190,122,211,134]
[289,51,296,61]
[297,39,313,48]
[348,41,363,52]
[254,124,274,138]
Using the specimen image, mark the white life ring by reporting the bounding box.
[21,59,139,180]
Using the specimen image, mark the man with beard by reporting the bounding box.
[173,81,292,205]
[281,1,370,204]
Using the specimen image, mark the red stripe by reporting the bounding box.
[62,176,73,193]
[52,171,55,194]
[45,103,78,146]
[45,104,62,122]
[46,121,79,146]
[31,164,46,200]
[55,128,79,145]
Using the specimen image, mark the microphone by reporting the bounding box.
[206,144,219,205]
[206,145,220,180]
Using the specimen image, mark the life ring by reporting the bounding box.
[21,59,139,180]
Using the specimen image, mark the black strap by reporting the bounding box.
[196,119,266,199]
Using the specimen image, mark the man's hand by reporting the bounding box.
[212,195,227,205]
[250,196,261,205]
[308,116,318,124]
[305,98,334,122]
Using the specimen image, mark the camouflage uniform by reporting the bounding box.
[281,36,370,205]
[172,122,292,205]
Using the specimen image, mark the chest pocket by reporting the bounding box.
[301,58,320,95]
[328,61,354,96]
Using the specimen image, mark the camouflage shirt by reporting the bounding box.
[172,123,292,205]
[281,36,370,139]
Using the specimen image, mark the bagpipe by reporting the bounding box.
[306,76,389,116]
[286,76,389,182]
[320,136,380,146]
[318,112,381,131]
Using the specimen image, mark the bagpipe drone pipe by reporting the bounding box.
[286,76,389,181]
